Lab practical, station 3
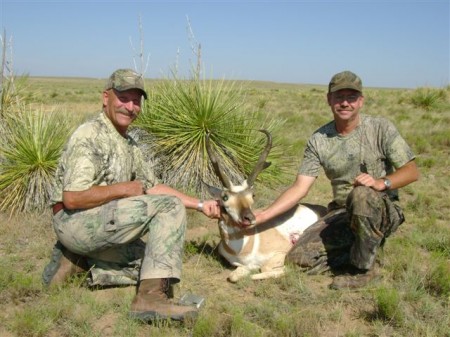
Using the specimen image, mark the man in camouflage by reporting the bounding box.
[42,69,220,321]
[255,71,419,289]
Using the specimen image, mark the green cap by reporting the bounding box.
[104,69,148,99]
[328,71,362,93]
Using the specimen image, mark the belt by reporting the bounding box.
[52,202,65,215]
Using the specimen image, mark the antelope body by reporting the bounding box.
[206,131,326,282]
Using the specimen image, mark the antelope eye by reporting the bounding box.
[222,195,229,202]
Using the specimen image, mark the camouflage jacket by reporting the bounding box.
[50,112,158,205]
[298,114,415,206]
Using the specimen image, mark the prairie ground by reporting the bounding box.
[0,77,449,337]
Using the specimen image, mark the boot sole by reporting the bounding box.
[329,274,381,290]
[42,241,64,286]
[129,309,198,322]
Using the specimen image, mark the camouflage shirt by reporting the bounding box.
[50,112,159,205]
[298,114,415,207]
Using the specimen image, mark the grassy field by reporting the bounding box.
[0,77,449,337]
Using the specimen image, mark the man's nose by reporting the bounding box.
[124,100,135,111]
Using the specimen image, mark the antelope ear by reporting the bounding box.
[202,180,223,199]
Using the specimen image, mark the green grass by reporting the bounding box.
[0,78,449,337]
[374,287,404,325]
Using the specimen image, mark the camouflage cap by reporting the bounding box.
[104,69,148,99]
[328,71,362,93]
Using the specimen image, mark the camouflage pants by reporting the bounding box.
[286,186,405,273]
[53,194,187,286]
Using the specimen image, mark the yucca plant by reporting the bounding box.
[135,70,289,195]
[0,107,74,214]
[410,87,447,111]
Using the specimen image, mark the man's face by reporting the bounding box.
[103,89,143,136]
[327,89,364,122]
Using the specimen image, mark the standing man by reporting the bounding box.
[42,69,220,321]
[256,71,419,289]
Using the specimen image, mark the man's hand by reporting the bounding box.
[200,200,221,219]
[129,180,147,195]
[353,173,385,191]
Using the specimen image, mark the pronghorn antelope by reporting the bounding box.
[205,131,326,282]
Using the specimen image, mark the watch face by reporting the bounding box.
[384,179,391,189]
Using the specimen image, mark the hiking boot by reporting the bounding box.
[129,278,198,322]
[42,241,88,287]
[329,266,379,290]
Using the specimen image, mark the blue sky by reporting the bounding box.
[1,0,449,89]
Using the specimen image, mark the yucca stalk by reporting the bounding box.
[1,31,32,118]
[0,75,30,117]
[0,107,74,214]
[135,71,287,194]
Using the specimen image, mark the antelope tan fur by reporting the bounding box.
[205,131,326,282]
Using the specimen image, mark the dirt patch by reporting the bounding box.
[92,312,122,336]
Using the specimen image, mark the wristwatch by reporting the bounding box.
[383,178,392,190]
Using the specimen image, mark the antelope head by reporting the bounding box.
[205,130,272,228]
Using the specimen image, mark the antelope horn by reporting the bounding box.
[205,133,233,189]
[247,129,272,186]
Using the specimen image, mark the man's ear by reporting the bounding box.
[102,90,109,106]
[326,92,332,106]
[359,95,365,105]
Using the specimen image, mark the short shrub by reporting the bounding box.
[374,287,404,325]
[426,255,450,296]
